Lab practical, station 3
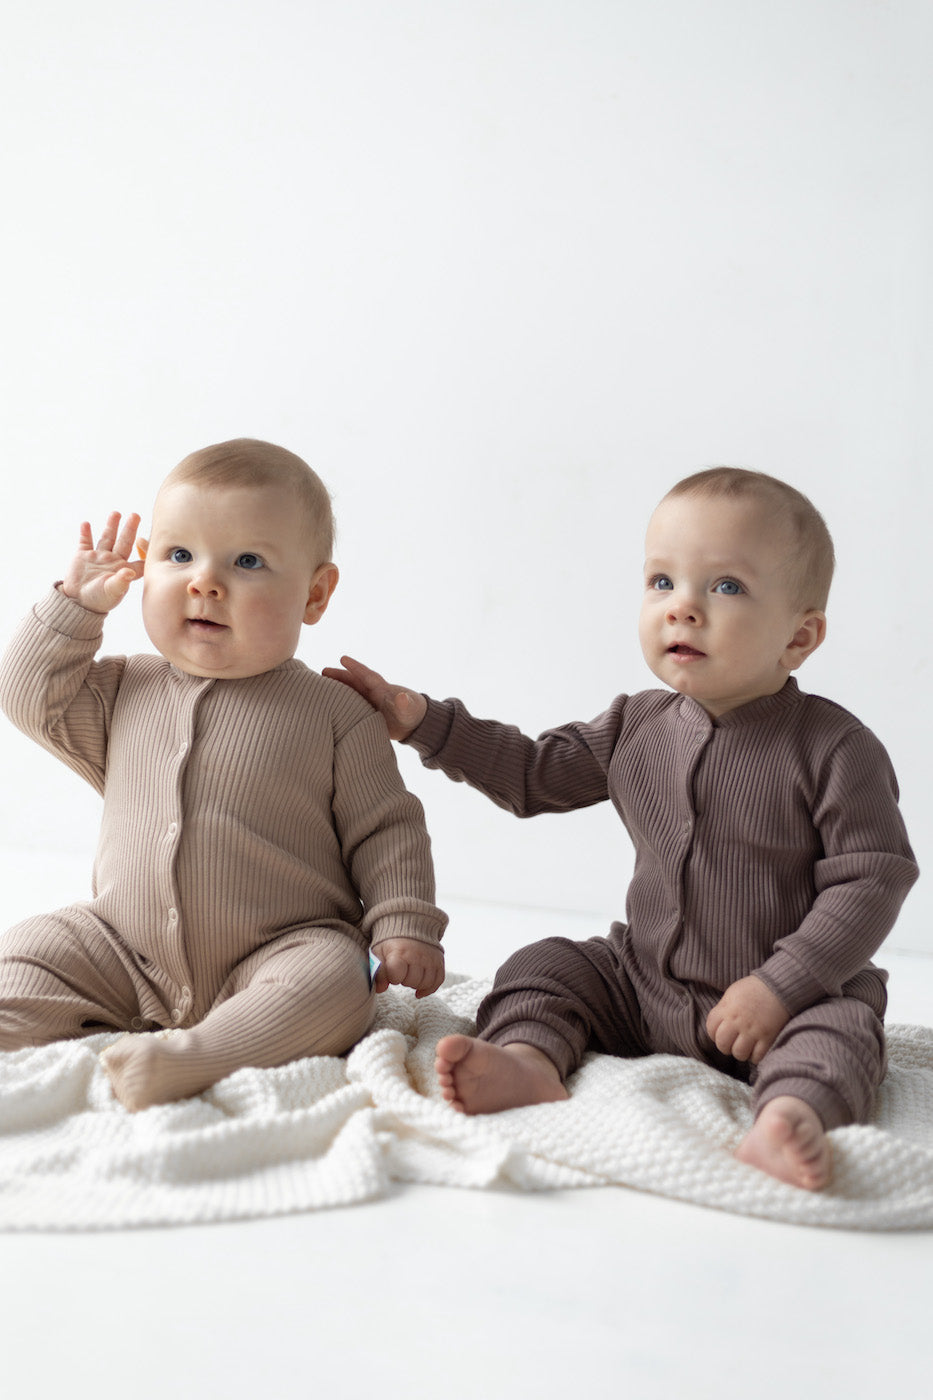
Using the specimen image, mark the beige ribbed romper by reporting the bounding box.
[0,588,446,1086]
[407,683,918,1128]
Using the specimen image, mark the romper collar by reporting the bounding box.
[676,677,801,731]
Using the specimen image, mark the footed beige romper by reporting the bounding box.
[0,588,446,1094]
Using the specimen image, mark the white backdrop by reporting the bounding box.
[1,0,929,951]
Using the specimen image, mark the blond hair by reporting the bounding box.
[665,466,834,611]
[162,438,335,567]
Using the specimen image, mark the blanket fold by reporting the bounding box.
[2,976,932,1230]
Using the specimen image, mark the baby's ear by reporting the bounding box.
[304,563,339,625]
[783,611,826,671]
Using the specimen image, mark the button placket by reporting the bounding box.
[154,681,209,1013]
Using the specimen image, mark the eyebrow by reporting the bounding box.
[642,556,761,586]
[643,555,757,575]
[152,529,280,555]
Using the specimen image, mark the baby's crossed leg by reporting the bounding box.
[101,930,374,1111]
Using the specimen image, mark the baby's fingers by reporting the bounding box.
[707,1008,741,1057]
[93,511,123,553]
[78,512,142,561]
[748,1031,777,1066]
[113,512,142,561]
[372,944,443,998]
[413,963,445,998]
[371,961,391,994]
[339,655,384,688]
[711,1022,737,1056]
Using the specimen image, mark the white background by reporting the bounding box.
[1,0,929,951]
[0,15,931,1397]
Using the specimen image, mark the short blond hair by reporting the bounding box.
[162,438,335,567]
[665,466,834,611]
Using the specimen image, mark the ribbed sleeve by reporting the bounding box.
[410,695,618,816]
[0,587,119,794]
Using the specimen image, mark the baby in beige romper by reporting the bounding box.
[0,438,446,1110]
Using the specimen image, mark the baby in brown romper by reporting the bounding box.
[327,468,918,1191]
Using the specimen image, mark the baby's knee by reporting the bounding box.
[0,912,63,963]
[253,932,376,1052]
[494,935,595,986]
[0,905,116,967]
[841,965,888,1020]
[753,996,886,1129]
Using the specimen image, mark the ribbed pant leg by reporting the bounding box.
[476,932,649,1081]
[751,984,887,1130]
[0,906,146,1049]
[110,929,376,1103]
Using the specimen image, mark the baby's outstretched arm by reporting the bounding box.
[61,512,145,613]
[706,975,790,1064]
[372,937,444,998]
[323,655,427,741]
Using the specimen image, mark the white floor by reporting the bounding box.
[1,860,931,1399]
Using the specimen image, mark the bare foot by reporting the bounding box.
[735,1095,832,1191]
[435,1035,568,1115]
[100,1033,208,1112]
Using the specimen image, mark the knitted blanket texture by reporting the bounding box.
[1,975,932,1231]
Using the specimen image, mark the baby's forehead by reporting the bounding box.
[644,495,799,579]
[647,492,778,541]
[152,478,289,520]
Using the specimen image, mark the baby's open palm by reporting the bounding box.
[62,512,144,613]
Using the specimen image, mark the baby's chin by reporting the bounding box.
[156,649,297,680]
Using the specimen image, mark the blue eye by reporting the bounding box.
[236,553,264,571]
[651,575,674,592]
[169,548,192,564]
[714,579,743,596]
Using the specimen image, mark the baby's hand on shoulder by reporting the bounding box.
[706,975,790,1064]
[371,938,445,999]
[322,656,427,741]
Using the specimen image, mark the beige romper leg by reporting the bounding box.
[102,929,375,1110]
[0,905,153,1049]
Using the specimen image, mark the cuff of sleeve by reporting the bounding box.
[36,586,107,641]
[365,900,448,950]
[753,955,828,1017]
[370,927,446,952]
[403,697,451,761]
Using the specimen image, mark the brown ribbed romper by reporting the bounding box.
[407,683,918,1128]
[0,589,446,1086]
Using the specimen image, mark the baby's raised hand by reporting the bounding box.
[706,975,790,1064]
[322,655,427,741]
[371,938,445,998]
[61,512,145,614]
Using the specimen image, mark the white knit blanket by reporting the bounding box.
[2,975,932,1231]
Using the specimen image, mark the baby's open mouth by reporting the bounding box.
[668,643,705,657]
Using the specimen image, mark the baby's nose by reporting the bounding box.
[187,570,223,597]
[666,591,700,623]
